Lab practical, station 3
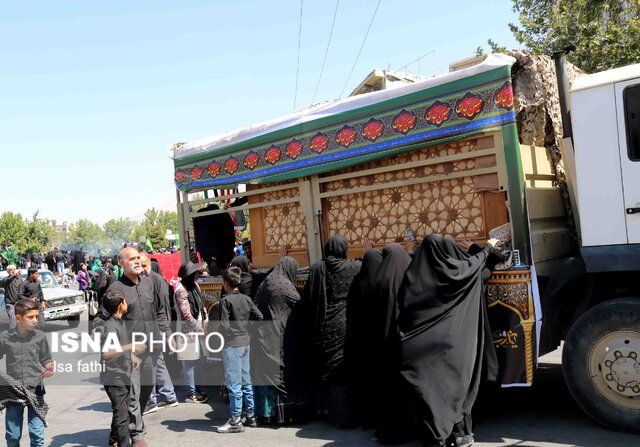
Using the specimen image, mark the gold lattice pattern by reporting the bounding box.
[322,140,486,245]
[323,140,477,191]
[262,186,307,251]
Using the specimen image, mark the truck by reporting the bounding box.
[0,269,85,327]
[169,50,640,431]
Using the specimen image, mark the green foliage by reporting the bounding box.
[0,211,53,254]
[488,38,507,53]
[158,210,178,233]
[0,212,28,250]
[103,218,137,246]
[132,207,177,251]
[0,206,178,255]
[67,219,105,247]
[23,212,55,254]
[510,0,640,73]
[474,39,507,57]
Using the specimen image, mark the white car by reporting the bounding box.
[0,269,85,327]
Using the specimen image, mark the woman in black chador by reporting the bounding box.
[252,256,301,424]
[370,243,412,444]
[344,246,383,427]
[396,234,498,447]
[304,235,361,423]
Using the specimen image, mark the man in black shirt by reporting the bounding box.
[19,267,45,328]
[1,264,23,329]
[100,289,146,447]
[140,252,177,413]
[94,247,166,447]
[19,268,44,305]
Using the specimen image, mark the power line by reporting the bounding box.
[311,0,340,106]
[396,49,435,73]
[293,0,304,111]
[339,0,382,98]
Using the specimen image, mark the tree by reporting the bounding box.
[67,219,105,247]
[157,210,178,234]
[0,212,28,252]
[132,208,173,251]
[103,218,137,247]
[510,0,640,73]
[0,211,55,254]
[24,212,55,254]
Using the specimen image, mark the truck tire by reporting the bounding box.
[67,315,81,328]
[562,298,640,432]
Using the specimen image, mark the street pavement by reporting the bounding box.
[1,311,639,446]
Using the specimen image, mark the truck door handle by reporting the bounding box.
[627,208,640,214]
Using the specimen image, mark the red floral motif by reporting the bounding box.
[309,132,329,153]
[455,92,485,120]
[190,165,203,180]
[493,82,514,110]
[335,125,357,148]
[285,139,303,159]
[361,118,384,141]
[224,157,239,175]
[264,145,282,165]
[207,161,221,178]
[424,101,452,127]
[391,110,417,134]
[175,170,185,183]
[243,152,260,170]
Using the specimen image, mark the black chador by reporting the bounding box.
[396,235,498,446]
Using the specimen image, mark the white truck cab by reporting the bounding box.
[547,56,640,431]
[570,64,640,246]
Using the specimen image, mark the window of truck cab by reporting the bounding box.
[624,84,640,161]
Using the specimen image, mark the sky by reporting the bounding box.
[0,0,521,225]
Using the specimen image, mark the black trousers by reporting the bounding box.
[129,350,158,442]
[105,384,131,446]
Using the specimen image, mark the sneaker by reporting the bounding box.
[157,400,179,409]
[142,404,158,415]
[241,412,257,428]
[196,391,208,400]
[185,393,209,404]
[217,417,245,433]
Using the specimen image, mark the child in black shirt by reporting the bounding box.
[0,298,54,447]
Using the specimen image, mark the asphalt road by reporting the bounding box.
[1,309,638,446]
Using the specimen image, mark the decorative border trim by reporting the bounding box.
[175,77,515,191]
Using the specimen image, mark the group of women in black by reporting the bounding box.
[243,233,499,447]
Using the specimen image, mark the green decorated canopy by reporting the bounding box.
[171,54,516,192]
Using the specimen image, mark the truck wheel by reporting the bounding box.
[67,315,81,328]
[562,298,640,432]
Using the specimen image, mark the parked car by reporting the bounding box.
[0,269,85,327]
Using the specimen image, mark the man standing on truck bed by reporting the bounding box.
[193,203,235,275]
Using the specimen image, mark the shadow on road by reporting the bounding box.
[77,401,112,413]
[49,429,109,447]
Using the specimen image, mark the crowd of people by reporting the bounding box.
[1,232,501,447]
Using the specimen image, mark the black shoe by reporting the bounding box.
[185,393,208,404]
[241,413,257,427]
